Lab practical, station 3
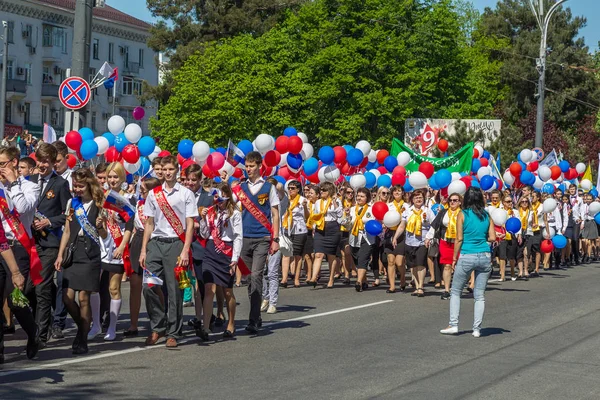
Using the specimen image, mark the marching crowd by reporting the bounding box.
[1,142,598,362]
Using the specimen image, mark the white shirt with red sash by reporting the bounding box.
[144,182,198,238]
[3,177,39,240]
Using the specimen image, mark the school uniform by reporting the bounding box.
[312,198,343,255]
[402,206,435,268]
[282,195,308,256]
[191,189,215,289]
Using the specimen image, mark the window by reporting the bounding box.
[24,103,31,125]
[122,76,133,95]
[108,42,114,63]
[60,68,66,83]
[123,46,129,67]
[42,105,48,125]
[91,112,97,131]
[25,24,33,47]
[6,60,13,80]
[43,66,51,83]
[92,38,99,60]
[43,25,52,47]
[5,101,11,123]
[138,49,144,68]
[89,68,98,98]
[24,63,32,85]
[7,21,14,44]
[61,30,68,54]
[133,79,143,96]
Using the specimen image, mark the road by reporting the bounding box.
[1,263,600,400]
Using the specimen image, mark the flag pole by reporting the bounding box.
[112,84,116,116]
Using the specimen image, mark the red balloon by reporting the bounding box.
[473,148,480,159]
[105,146,121,162]
[527,161,539,172]
[30,153,37,162]
[264,150,281,168]
[377,166,387,175]
[567,168,578,180]
[496,179,503,190]
[158,150,171,158]
[359,157,368,168]
[509,162,522,177]
[275,136,289,153]
[305,170,320,183]
[376,150,389,164]
[438,139,448,152]
[372,201,389,221]
[206,152,226,171]
[66,154,76,169]
[392,173,406,186]
[340,161,351,175]
[177,153,187,166]
[181,159,195,171]
[393,166,406,176]
[202,163,215,178]
[287,136,303,155]
[233,168,244,179]
[333,146,347,164]
[261,163,274,177]
[122,144,141,164]
[418,161,435,178]
[65,130,83,151]
[541,239,554,254]
[550,165,562,180]
[479,158,489,167]
[460,176,472,189]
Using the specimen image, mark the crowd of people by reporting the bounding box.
[1,142,598,362]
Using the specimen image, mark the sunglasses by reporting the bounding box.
[503,200,513,203]
[289,187,299,190]
[381,192,390,195]
[449,199,460,203]
[346,191,354,194]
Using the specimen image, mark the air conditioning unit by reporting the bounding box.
[16,67,24,75]
[54,65,62,75]
[102,112,110,119]
[22,30,29,38]
[29,47,36,55]
[18,104,26,113]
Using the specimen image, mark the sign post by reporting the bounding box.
[59,76,90,134]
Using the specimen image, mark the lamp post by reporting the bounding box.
[0,21,8,141]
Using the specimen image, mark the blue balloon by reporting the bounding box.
[228,177,239,185]
[304,157,319,176]
[366,161,377,170]
[365,220,383,236]
[403,181,413,192]
[80,139,98,160]
[343,145,354,154]
[283,126,297,137]
[520,170,535,185]
[209,148,216,154]
[126,174,134,184]
[483,150,490,159]
[429,174,440,190]
[518,161,527,171]
[114,133,130,152]
[590,188,598,198]
[214,177,222,183]
[558,183,568,193]
[318,146,335,165]
[102,132,115,147]
[274,175,287,185]
[79,127,94,142]
[480,175,495,191]
[471,180,480,188]
[287,153,303,169]
[137,136,155,157]
[216,147,226,155]
[595,213,600,224]
[436,169,452,188]
[431,203,442,215]
[178,139,194,159]
[471,158,481,173]
[552,234,567,249]
[383,156,398,172]
[377,174,392,188]
[347,149,364,166]
[238,140,253,155]
[559,160,570,173]
[542,183,555,194]
[506,217,522,234]
[136,157,151,176]
[364,172,376,189]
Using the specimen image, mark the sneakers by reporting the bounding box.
[472,329,481,338]
[511,276,517,281]
[87,323,102,340]
[440,291,450,300]
[267,305,277,314]
[440,326,458,335]
[260,299,269,312]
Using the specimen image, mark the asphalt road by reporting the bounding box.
[1,263,600,400]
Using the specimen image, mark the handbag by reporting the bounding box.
[60,239,76,269]
[428,238,440,257]
[279,234,294,257]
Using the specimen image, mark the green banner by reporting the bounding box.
[390,139,474,173]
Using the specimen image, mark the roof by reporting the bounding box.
[34,0,152,30]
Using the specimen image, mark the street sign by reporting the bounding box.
[59,76,91,110]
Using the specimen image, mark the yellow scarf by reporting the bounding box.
[351,205,368,237]
[282,195,300,231]
[406,208,424,236]
[308,198,332,231]
[445,208,460,239]
[531,201,540,231]
[305,202,315,229]
[341,199,353,232]
[519,207,529,233]
[491,201,500,208]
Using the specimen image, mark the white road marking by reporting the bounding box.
[0,299,393,378]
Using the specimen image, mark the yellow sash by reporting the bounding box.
[282,194,300,231]
[389,200,404,231]
[305,201,315,229]
[308,198,332,231]
[491,201,500,208]
[351,205,368,237]
[406,208,424,236]
[519,208,530,233]
[445,208,460,239]
[531,202,540,231]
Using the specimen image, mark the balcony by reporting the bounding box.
[123,62,139,75]
[41,83,59,98]
[6,79,27,99]
[42,45,66,62]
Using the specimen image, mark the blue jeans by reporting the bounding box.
[449,252,491,330]
[262,250,280,306]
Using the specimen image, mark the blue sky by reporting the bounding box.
[106,0,600,50]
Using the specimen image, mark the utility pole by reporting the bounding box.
[0,21,8,141]
[531,0,568,149]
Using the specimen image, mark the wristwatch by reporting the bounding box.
[273,237,280,243]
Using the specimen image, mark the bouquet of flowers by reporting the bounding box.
[11,287,29,308]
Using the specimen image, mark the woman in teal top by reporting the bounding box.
[440,187,496,338]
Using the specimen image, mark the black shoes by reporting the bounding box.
[2,325,15,334]
[123,329,139,338]
[72,342,88,355]
[51,326,64,339]
[197,329,210,341]
[26,337,40,360]
[441,291,450,300]
[245,323,258,334]
[223,330,234,339]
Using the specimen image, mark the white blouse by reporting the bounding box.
[348,205,376,247]
[282,195,308,235]
[313,197,343,223]
[199,208,243,263]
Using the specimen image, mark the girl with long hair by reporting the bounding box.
[371,186,391,287]
[517,196,534,280]
[339,184,356,285]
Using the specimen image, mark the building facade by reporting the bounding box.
[0,0,158,138]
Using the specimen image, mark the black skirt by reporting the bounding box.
[102,262,125,274]
[203,240,234,288]
[128,229,144,275]
[303,230,314,256]
[63,237,101,292]
[314,221,341,256]
[290,233,308,256]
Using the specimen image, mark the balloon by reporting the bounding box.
[558,160,570,173]
[121,144,140,164]
[264,150,281,168]
[589,201,600,216]
[132,106,145,121]
[520,171,535,185]
[576,162,586,174]
[471,158,481,173]
[177,139,194,159]
[283,126,297,137]
[79,127,94,142]
[474,145,484,159]
[236,140,252,156]
[322,165,340,182]
[364,172,376,189]
[148,146,161,161]
[418,161,434,178]
[590,189,598,198]
[372,202,389,220]
[408,171,428,189]
[480,158,489,167]
[347,149,364,167]
[580,179,592,191]
[383,210,401,228]
[538,165,551,181]
[287,153,303,170]
[124,123,143,144]
[567,168,578,180]
[527,161,539,172]
[367,149,377,163]
[480,175,495,191]
[137,157,151,176]
[448,180,467,196]
[519,149,533,163]
[383,156,398,172]
[491,208,508,226]
[477,166,491,180]
[377,174,392,188]
[543,227,556,240]
[473,148,480,159]
[397,151,411,167]
[541,239,554,254]
[79,140,98,160]
[318,146,335,165]
[114,133,130,152]
[438,139,448,152]
[300,143,314,160]
[297,132,308,143]
[304,157,319,175]
[549,165,561,180]
[542,183,555,194]
[596,213,600,224]
[355,140,371,157]
[376,150,390,164]
[100,132,114,147]
[255,134,274,154]
[506,217,522,234]
[105,146,121,162]
[542,198,557,213]
[509,162,522,177]
[275,136,289,153]
[192,141,210,161]
[552,234,567,249]
[533,176,544,190]
[123,160,141,174]
[66,154,77,169]
[350,174,366,189]
[429,174,440,190]
[287,136,303,155]
[93,136,109,155]
[365,220,383,236]
[137,136,155,157]
[158,150,171,158]
[329,146,345,164]
[391,173,406,186]
[435,169,452,188]
[206,152,225,171]
[107,115,126,135]
[65,130,83,151]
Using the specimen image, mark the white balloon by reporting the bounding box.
[542,198,557,213]
[491,208,508,226]
[408,171,428,189]
[300,143,314,160]
[255,134,274,154]
[448,180,467,196]
[148,146,161,161]
[368,149,377,163]
[576,162,586,174]
[474,145,484,157]
[123,160,141,174]
[451,172,462,181]
[530,150,539,162]
[396,151,411,167]
[383,210,401,228]
[349,174,366,190]
[194,156,206,166]
[580,179,592,191]
[192,141,210,161]
[589,201,600,216]
[279,152,288,167]
[477,166,491,180]
[543,227,556,239]
[503,170,515,185]
[538,165,551,181]
[123,123,142,143]
[297,132,308,143]
[94,136,109,155]
[107,115,126,135]
[369,169,381,179]
[520,149,533,163]
[356,140,371,157]
[323,165,340,182]
[533,176,544,190]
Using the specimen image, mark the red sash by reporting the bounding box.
[153,186,192,264]
[232,184,273,235]
[206,207,250,275]
[106,211,132,276]
[0,196,43,285]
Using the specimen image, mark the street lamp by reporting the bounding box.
[0,21,7,141]
[530,0,568,149]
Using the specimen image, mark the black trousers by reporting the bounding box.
[34,245,58,343]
